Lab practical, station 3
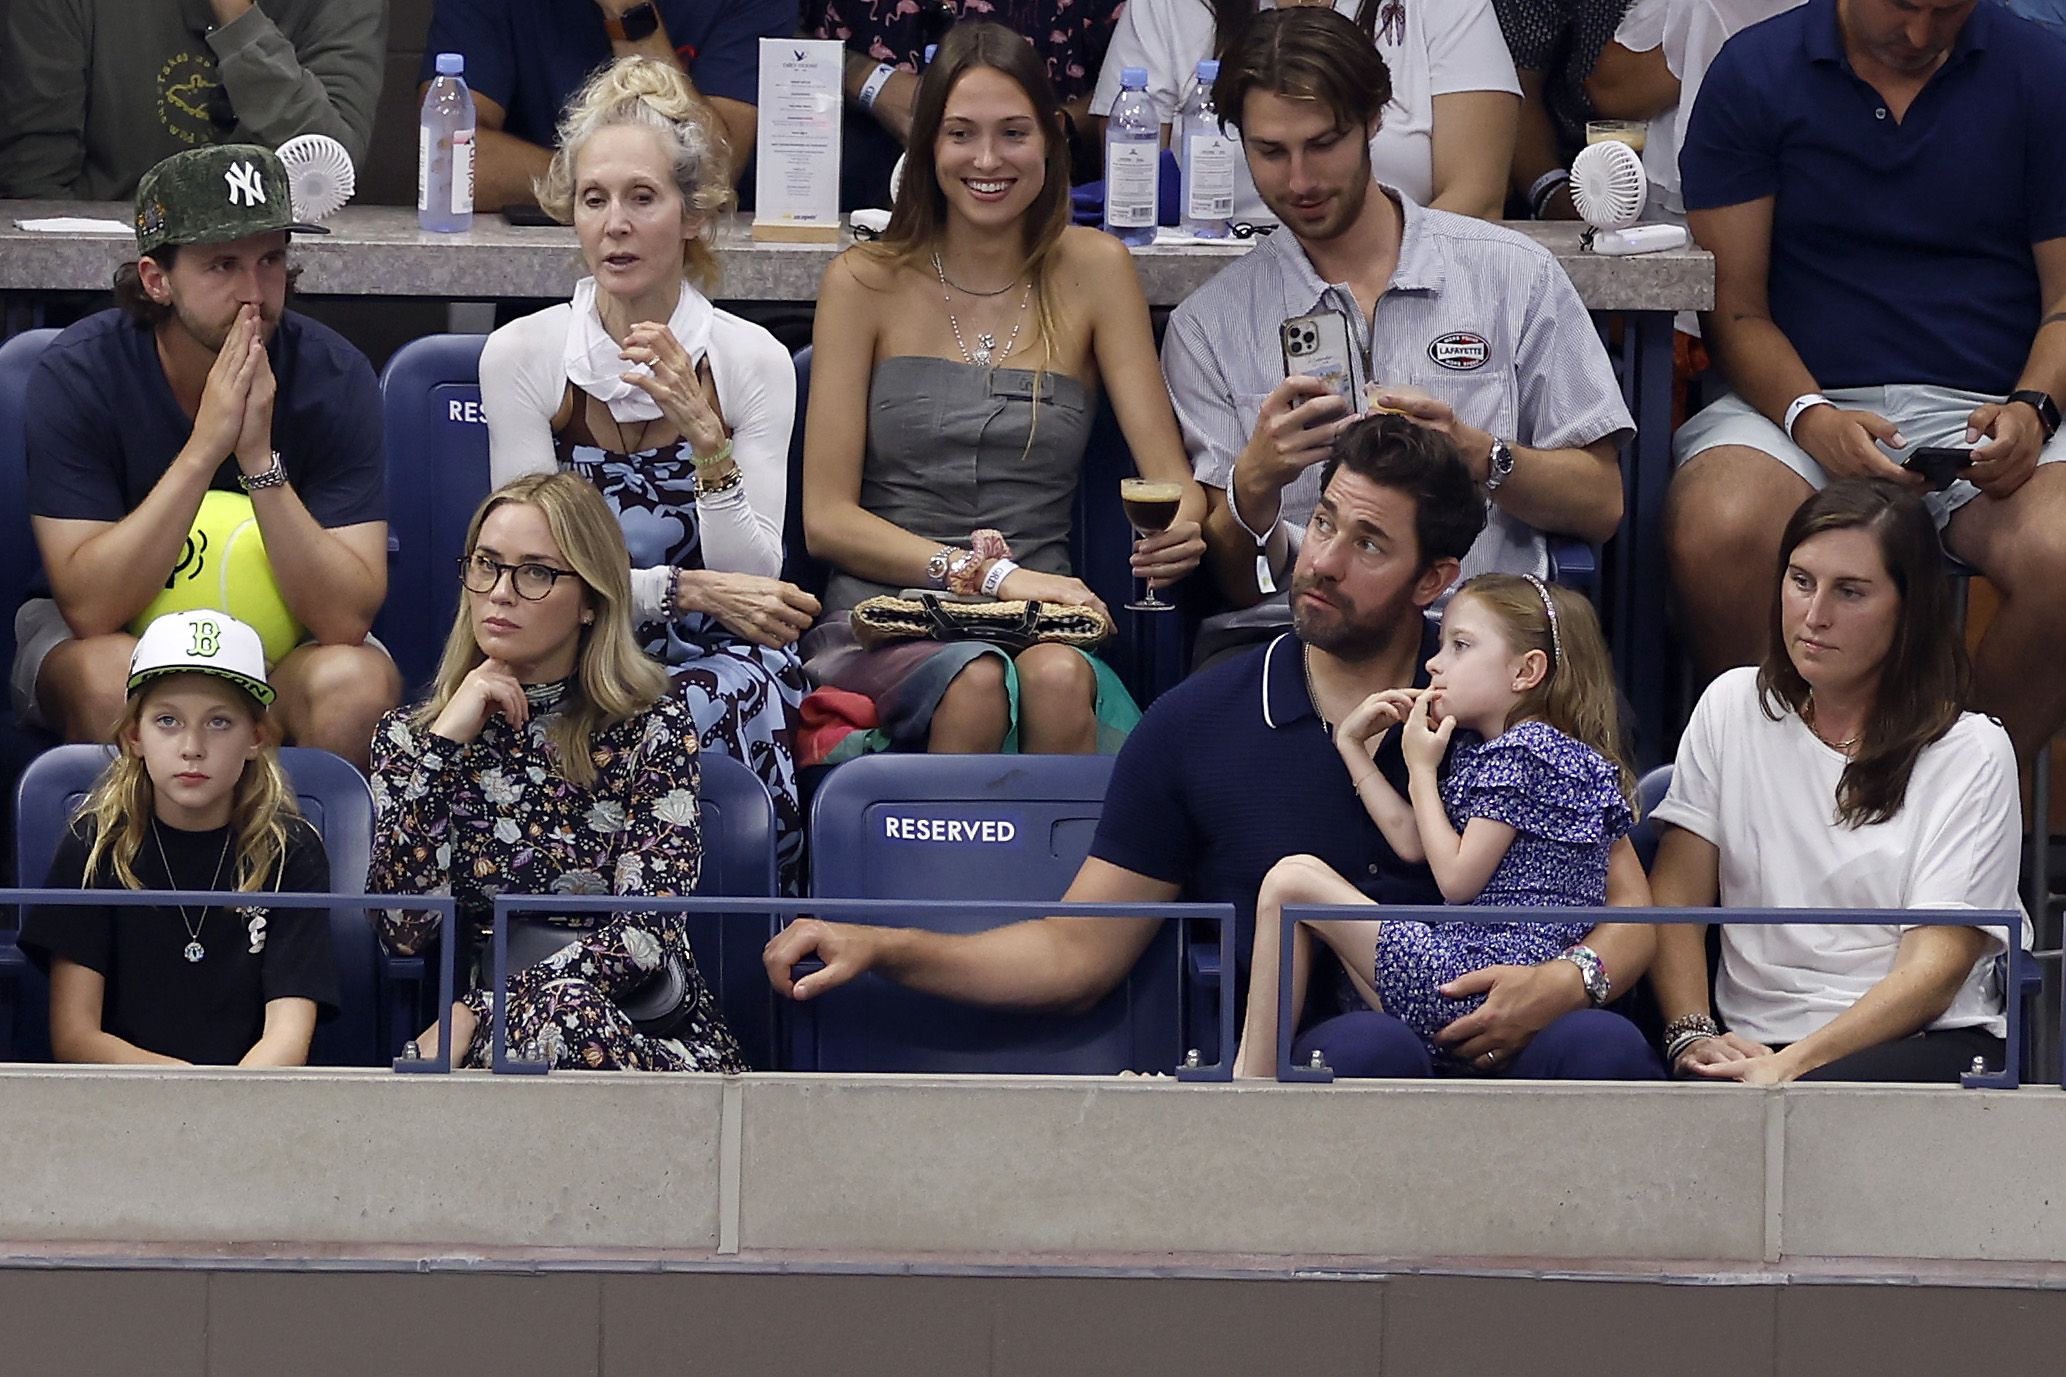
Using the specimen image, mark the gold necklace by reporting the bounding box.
[1802,696,1861,754]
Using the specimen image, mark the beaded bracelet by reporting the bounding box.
[664,565,683,618]
[694,465,744,500]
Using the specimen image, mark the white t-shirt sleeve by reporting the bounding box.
[1613,0,1674,54]
[1900,718,2022,940]
[1648,664,1737,846]
[480,307,568,488]
[696,312,793,582]
[1091,0,1207,123]
[1425,0,1523,97]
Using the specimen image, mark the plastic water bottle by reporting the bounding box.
[1104,67,1158,247]
[418,52,475,233]
[1178,61,1235,239]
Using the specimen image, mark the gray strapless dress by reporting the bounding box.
[804,355,1135,751]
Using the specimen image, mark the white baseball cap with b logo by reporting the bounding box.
[127,610,275,705]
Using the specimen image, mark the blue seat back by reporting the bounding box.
[11,745,383,1065]
[689,752,781,1069]
[375,334,493,695]
[1633,763,1672,872]
[0,330,59,674]
[782,345,830,598]
[799,753,1183,1073]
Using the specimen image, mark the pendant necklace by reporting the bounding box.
[934,251,1030,368]
[152,820,233,963]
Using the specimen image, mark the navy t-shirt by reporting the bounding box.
[1089,629,1444,961]
[420,0,793,150]
[1680,0,2066,394]
[25,309,386,529]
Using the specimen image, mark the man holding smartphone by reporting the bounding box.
[1667,0,2066,761]
[1161,6,1631,645]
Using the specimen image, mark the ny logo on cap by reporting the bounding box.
[225,161,267,207]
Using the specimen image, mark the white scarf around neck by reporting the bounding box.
[564,276,714,423]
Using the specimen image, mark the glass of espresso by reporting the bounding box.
[1120,478,1184,611]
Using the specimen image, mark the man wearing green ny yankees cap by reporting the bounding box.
[13,142,398,770]
[133,144,326,256]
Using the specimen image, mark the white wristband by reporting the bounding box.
[856,62,897,113]
[980,558,1019,598]
[1784,392,1834,443]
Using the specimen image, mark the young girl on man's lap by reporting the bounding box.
[1233,574,1642,1078]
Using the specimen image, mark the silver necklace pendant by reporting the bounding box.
[183,940,205,963]
[973,333,996,366]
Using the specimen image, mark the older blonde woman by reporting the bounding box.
[481,57,815,884]
[369,473,745,1072]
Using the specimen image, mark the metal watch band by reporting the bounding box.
[237,451,288,492]
[1484,437,1516,492]
[1555,943,1611,1007]
[604,2,660,41]
[2008,389,2060,440]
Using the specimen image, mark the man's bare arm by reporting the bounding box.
[764,858,1178,1013]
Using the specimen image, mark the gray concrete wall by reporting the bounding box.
[0,1068,2059,1268]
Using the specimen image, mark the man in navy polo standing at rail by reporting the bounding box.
[1666,0,2066,762]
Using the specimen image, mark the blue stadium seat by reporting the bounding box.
[1632,763,1673,872]
[375,333,493,696]
[687,752,782,1070]
[794,753,1185,1073]
[781,345,830,599]
[8,744,385,1065]
[0,329,59,678]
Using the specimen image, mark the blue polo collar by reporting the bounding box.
[1257,622,1441,730]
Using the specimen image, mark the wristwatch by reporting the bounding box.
[2007,389,2061,441]
[603,1,660,41]
[1484,437,1517,492]
[1554,943,1612,1007]
[237,450,288,492]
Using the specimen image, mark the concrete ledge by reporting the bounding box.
[0,1069,2061,1268]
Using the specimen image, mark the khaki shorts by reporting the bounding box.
[1672,384,2066,529]
[9,598,391,729]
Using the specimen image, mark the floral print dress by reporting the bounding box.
[368,681,747,1072]
[558,435,808,889]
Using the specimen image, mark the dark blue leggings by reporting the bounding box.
[1291,1008,1666,1080]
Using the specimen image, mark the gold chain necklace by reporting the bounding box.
[1802,696,1861,754]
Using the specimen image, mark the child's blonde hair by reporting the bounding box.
[79,675,299,892]
[1454,574,1636,808]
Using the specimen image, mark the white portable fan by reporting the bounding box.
[276,133,356,222]
[1569,139,1687,256]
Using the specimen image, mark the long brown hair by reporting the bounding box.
[411,473,668,788]
[1458,574,1636,808]
[1757,478,1967,828]
[80,675,299,893]
[864,22,1074,362]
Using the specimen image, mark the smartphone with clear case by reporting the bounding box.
[1279,310,1357,411]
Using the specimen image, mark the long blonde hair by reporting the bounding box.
[79,675,298,892]
[1457,574,1637,808]
[534,56,734,292]
[412,473,667,788]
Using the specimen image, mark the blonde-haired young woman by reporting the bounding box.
[802,21,1207,754]
[481,56,815,884]
[369,473,746,1072]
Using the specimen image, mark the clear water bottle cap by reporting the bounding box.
[1197,59,1219,82]
[1121,67,1149,89]
[435,52,465,76]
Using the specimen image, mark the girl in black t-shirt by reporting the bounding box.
[18,611,339,1066]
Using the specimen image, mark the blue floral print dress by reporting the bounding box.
[368,681,746,1072]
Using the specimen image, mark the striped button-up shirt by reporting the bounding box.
[1162,189,1633,584]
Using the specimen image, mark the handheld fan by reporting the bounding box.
[276,134,356,222]
[1569,139,1687,256]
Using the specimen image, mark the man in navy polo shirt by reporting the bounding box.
[765,416,1661,1078]
[1667,0,2066,759]
[421,0,794,211]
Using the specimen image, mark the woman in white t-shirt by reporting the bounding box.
[1090,0,1520,221]
[1648,478,2024,1083]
